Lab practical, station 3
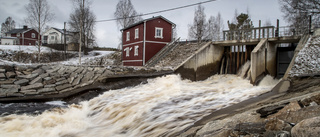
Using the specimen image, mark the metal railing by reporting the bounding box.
[222,25,310,41]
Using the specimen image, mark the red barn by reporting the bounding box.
[121,16,175,66]
[3,26,40,45]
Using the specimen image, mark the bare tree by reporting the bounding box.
[208,12,224,41]
[1,17,16,36]
[114,0,142,29]
[188,4,209,43]
[69,0,96,56]
[264,19,273,26]
[279,0,320,30]
[25,0,54,61]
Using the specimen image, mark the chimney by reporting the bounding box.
[23,25,28,29]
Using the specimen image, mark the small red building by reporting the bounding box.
[3,26,40,45]
[121,16,175,66]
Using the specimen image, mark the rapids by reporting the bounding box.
[0,74,278,137]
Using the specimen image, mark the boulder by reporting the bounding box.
[291,116,320,137]
[43,79,56,85]
[268,101,301,119]
[265,118,292,131]
[272,105,320,124]
[14,79,29,86]
[18,73,39,80]
[257,103,288,118]
[32,68,44,75]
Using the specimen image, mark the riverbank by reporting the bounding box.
[179,75,320,136]
[0,64,173,103]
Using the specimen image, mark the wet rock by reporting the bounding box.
[56,84,72,91]
[268,101,301,119]
[59,87,74,93]
[5,71,16,78]
[57,67,66,75]
[291,116,320,137]
[256,103,288,118]
[21,83,43,91]
[14,79,29,86]
[0,90,6,97]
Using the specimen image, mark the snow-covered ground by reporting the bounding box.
[289,35,320,77]
[58,50,114,65]
[0,45,57,53]
[0,45,115,66]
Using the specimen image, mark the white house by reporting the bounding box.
[42,27,74,45]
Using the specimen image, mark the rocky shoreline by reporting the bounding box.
[179,75,320,137]
[0,64,172,102]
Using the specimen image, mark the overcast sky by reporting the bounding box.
[0,0,287,48]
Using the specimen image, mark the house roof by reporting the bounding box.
[46,27,74,35]
[121,16,176,31]
[5,28,30,34]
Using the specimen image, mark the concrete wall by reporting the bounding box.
[251,38,277,84]
[175,42,224,81]
[266,42,277,77]
[251,39,267,84]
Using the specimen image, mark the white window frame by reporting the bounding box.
[155,27,163,39]
[31,33,36,38]
[135,28,139,39]
[126,31,130,41]
[124,47,130,57]
[134,45,139,56]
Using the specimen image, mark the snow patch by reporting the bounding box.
[289,36,320,77]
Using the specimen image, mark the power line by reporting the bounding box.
[95,0,217,23]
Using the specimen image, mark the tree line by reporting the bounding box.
[1,0,319,57]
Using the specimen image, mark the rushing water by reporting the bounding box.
[0,74,278,137]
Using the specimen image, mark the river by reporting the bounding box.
[0,74,278,137]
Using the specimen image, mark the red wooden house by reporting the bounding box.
[121,16,175,66]
[3,26,40,45]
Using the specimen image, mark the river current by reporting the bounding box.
[0,74,278,137]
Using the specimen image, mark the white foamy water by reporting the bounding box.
[0,74,278,137]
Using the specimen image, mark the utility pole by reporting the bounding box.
[64,22,66,60]
[79,0,84,65]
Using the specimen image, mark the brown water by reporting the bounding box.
[0,74,278,137]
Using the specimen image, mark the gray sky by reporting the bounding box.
[0,0,287,48]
